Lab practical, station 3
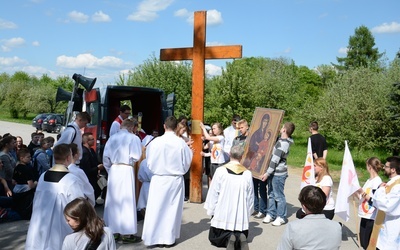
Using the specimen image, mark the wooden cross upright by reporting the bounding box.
[160,10,242,203]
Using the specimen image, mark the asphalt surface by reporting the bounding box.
[0,121,360,249]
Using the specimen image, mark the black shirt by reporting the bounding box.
[310,133,328,158]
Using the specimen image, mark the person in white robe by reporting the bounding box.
[370,156,400,250]
[25,144,85,250]
[67,143,95,206]
[109,104,131,137]
[204,145,254,250]
[142,116,193,247]
[103,118,142,243]
[137,156,153,214]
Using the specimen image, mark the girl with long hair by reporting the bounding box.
[200,122,226,185]
[296,157,335,220]
[313,157,335,219]
[0,136,17,191]
[356,157,383,249]
[62,197,116,250]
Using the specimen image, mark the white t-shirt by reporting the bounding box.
[210,135,226,164]
[316,175,335,210]
[358,176,382,219]
[223,125,236,154]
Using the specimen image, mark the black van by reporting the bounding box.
[82,85,175,158]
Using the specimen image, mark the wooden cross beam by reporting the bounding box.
[160,10,242,203]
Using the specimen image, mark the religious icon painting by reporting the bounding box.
[241,107,285,180]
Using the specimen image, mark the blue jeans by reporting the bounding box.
[253,178,267,214]
[267,174,288,219]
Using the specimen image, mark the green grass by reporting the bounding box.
[0,108,36,125]
[287,132,390,184]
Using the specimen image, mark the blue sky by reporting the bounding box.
[1,0,399,87]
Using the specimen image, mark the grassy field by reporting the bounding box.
[0,108,35,125]
[288,131,390,184]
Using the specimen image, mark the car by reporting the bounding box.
[32,113,52,130]
[41,114,64,133]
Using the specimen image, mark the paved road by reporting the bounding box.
[0,121,360,249]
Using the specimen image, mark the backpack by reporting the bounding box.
[31,150,45,181]
[66,125,77,143]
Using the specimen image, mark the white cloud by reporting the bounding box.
[0,19,17,29]
[338,47,348,54]
[371,22,400,34]
[0,57,57,80]
[127,0,174,22]
[21,65,54,75]
[56,53,133,69]
[0,56,28,66]
[68,11,89,23]
[283,47,292,53]
[206,63,222,76]
[206,41,225,46]
[92,11,111,22]
[174,8,189,17]
[1,37,26,52]
[206,9,223,26]
[175,9,222,26]
[32,41,40,46]
[119,69,133,75]
[174,8,193,23]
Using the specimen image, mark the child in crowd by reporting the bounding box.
[13,148,37,220]
[62,197,116,250]
[261,122,295,226]
[200,122,226,185]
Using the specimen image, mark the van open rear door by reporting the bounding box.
[84,89,101,154]
[165,93,176,117]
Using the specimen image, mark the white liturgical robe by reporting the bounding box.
[25,168,85,250]
[373,175,400,250]
[204,162,254,232]
[102,129,142,235]
[142,131,193,246]
[68,163,95,206]
[137,158,153,211]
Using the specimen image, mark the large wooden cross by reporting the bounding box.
[160,10,242,203]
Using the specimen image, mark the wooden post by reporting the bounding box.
[160,11,242,203]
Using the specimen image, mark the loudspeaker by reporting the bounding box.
[56,87,74,103]
[72,73,97,92]
[56,87,83,111]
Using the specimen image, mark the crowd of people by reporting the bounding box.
[0,110,399,250]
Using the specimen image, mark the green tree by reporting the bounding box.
[335,25,383,70]
[303,67,392,150]
[2,79,31,118]
[387,58,400,154]
[0,73,11,105]
[125,54,193,117]
[206,57,302,126]
[314,64,337,86]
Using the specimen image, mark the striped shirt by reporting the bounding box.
[266,137,294,176]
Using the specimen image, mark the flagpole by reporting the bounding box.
[352,198,361,248]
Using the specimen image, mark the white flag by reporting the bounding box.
[335,141,361,221]
[300,138,315,189]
